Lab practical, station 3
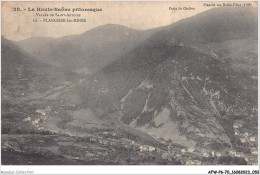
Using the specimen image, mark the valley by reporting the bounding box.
[1,7,258,165]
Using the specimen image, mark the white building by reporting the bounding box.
[36,109,46,116]
[229,150,236,156]
[240,138,246,143]
[203,152,210,157]
[23,116,31,122]
[250,137,256,142]
[211,151,215,157]
[252,150,258,155]
[216,152,222,157]
[148,146,156,152]
[139,145,149,152]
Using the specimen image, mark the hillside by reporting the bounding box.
[2,37,78,94]
[82,7,257,163]
[154,7,257,45]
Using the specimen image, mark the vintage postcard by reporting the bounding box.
[1,0,259,174]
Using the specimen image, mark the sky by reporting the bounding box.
[1,1,257,41]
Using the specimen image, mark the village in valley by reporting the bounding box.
[3,101,255,165]
[1,6,258,166]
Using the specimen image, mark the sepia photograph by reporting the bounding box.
[1,1,259,174]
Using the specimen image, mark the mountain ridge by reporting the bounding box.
[16,24,161,74]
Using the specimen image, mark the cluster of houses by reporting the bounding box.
[165,140,258,165]
[139,145,156,152]
[22,106,54,131]
[72,130,258,165]
[232,121,257,159]
[23,116,41,128]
